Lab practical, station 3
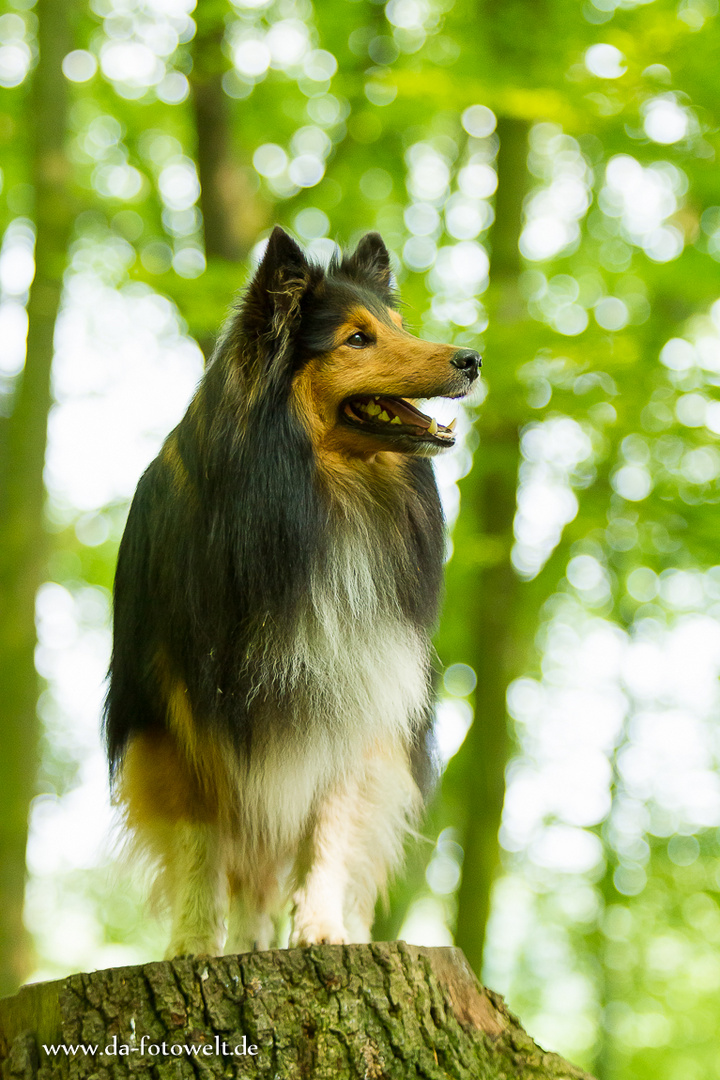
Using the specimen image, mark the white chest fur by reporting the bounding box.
[236,531,431,849]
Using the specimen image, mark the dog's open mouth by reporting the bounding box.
[341,395,457,446]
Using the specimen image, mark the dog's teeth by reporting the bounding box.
[367,402,381,416]
[428,418,438,435]
[447,418,457,431]
[391,415,402,425]
[378,410,390,422]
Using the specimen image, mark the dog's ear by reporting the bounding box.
[241,227,313,374]
[342,232,393,294]
[254,225,309,288]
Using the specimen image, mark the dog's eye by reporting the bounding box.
[346,331,372,348]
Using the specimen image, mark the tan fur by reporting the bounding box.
[160,437,191,494]
[120,729,214,826]
[156,655,235,815]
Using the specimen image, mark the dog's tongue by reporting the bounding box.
[345,394,456,437]
[377,397,432,428]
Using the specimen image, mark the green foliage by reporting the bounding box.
[4,0,720,1074]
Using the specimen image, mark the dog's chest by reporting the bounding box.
[299,611,429,730]
[241,612,429,849]
[282,535,431,731]
[236,534,432,847]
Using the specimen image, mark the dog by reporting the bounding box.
[104,227,481,957]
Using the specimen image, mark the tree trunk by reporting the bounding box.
[0,0,75,997]
[439,117,531,976]
[190,6,245,266]
[188,2,266,359]
[0,943,594,1079]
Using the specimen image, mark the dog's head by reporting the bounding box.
[236,226,481,457]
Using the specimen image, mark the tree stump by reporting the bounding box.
[0,942,594,1079]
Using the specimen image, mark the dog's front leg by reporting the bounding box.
[225,862,281,954]
[290,778,360,946]
[165,821,227,958]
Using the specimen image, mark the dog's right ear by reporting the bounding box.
[241,227,313,377]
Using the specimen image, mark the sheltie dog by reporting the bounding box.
[104,227,480,957]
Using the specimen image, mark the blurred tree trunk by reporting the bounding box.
[438,117,532,976]
[0,0,75,996]
[190,4,244,266]
[189,2,265,359]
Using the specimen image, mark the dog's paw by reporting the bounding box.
[290,917,348,947]
[165,940,219,960]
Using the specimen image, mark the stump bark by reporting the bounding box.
[0,942,594,1079]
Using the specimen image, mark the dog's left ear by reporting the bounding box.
[343,232,393,294]
[241,226,313,375]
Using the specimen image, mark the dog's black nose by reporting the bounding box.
[450,349,482,378]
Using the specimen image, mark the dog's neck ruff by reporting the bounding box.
[244,507,431,746]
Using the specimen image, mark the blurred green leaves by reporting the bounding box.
[3,0,720,1074]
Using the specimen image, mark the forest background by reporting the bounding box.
[2,0,720,1077]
